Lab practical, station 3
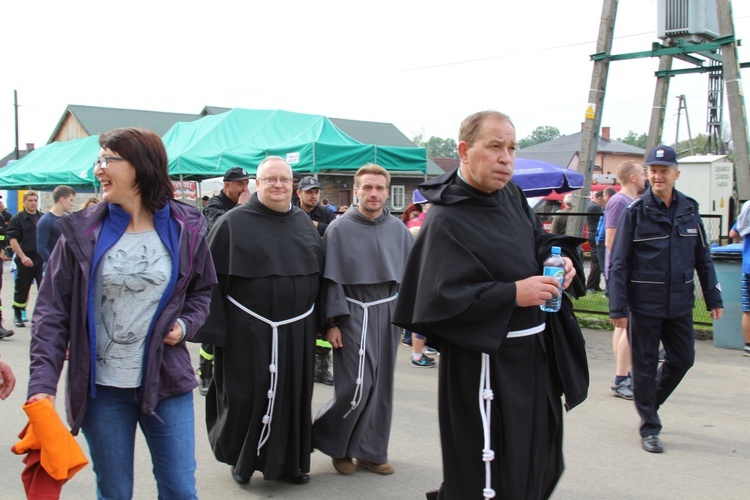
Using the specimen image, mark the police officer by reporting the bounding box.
[609,145,723,454]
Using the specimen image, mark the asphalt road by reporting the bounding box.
[0,264,747,499]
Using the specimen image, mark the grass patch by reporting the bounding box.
[570,290,713,334]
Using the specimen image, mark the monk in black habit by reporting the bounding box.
[393,111,589,500]
[195,157,323,485]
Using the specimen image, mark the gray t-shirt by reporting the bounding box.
[603,192,633,279]
[96,230,171,387]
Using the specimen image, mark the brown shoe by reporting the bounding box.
[332,457,356,475]
[355,459,394,475]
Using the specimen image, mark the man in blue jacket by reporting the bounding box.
[609,145,723,454]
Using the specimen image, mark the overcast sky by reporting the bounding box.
[1,0,749,157]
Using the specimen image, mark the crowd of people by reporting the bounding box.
[0,110,739,498]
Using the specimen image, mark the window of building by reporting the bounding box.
[391,185,405,211]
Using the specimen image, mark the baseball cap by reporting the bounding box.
[645,145,678,167]
[298,176,322,191]
[223,167,251,182]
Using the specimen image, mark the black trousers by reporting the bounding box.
[585,239,602,290]
[629,313,694,437]
[13,255,44,312]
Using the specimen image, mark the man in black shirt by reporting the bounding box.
[6,191,43,328]
[296,176,336,384]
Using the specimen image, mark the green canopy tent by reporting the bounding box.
[0,135,99,190]
[163,108,427,178]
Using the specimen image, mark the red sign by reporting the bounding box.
[173,181,197,200]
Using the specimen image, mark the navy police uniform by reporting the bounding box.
[609,187,722,438]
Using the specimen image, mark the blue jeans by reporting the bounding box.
[81,386,197,499]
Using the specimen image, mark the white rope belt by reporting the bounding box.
[227,295,315,455]
[343,294,398,417]
[479,353,496,499]
[506,323,545,338]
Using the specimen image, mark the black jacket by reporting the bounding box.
[6,209,42,257]
[296,203,336,236]
[204,190,238,232]
[609,188,723,319]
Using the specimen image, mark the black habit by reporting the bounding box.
[195,193,323,482]
[393,170,588,499]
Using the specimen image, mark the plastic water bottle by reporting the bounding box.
[540,246,565,313]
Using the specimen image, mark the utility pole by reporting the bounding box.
[14,90,19,160]
[674,95,695,155]
[573,0,618,236]
[646,55,673,152]
[717,0,750,200]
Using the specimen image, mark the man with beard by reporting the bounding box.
[197,157,323,485]
[394,111,587,499]
[196,167,252,395]
[296,176,336,237]
[313,164,413,476]
[203,167,251,230]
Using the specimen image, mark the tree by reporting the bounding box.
[518,126,561,149]
[616,131,648,149]
[412,134,458,159]
[675,133,709,157]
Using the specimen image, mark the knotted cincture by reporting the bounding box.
[342,295,398,418]
[227,295,315,455]
[479,352,496,500]
[475,323,544,498]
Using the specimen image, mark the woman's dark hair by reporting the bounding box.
[99,127,173,214]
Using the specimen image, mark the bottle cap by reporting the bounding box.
[551,246,561,254]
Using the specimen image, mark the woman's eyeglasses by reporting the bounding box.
[93,156,125,169]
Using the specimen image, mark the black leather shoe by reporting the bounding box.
[280,472,310,485]
[231,466,250,485]
[0,326,14,339]
[642,434,664,453]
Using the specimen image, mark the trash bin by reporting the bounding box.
[710,243,744,350]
